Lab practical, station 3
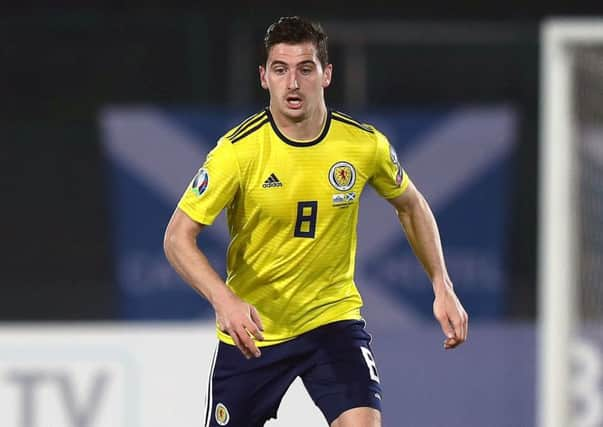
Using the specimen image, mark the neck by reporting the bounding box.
[269,103,327,141]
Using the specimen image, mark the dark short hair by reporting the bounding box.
[263,16,329,68]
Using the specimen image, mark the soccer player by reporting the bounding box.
[164,16,468,427]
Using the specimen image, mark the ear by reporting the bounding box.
[322,64,333,88]
[259,65,268,90]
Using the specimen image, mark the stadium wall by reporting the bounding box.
[0,322,535,427]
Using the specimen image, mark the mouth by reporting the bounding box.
[285,95,303,110]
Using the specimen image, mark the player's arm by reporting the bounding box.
[388,180,468,349]
[163,208,264,358]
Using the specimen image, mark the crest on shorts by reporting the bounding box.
[215,402,230,425]
[329,161,356,191]
[191,168,209,196]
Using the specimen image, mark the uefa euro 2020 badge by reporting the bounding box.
[191,168,210,196]
[389,145,403,187]
[215,402,230,425]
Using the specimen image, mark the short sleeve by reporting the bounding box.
[369,131,410,199]
[177,138,240,225]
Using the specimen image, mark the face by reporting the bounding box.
[259,42,332,123]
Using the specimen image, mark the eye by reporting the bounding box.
[273,66,286,75]
[300,67,313,75]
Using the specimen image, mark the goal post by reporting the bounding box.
[539,19,603,427]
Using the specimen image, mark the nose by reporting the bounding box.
[287,73,299,90]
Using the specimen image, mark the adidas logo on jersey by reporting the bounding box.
[262,173,283,188]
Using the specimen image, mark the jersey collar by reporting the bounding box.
[265,107,331,147]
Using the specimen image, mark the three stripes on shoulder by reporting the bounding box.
[226,109,374,145]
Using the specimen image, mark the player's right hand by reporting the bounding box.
[213,291,265,359]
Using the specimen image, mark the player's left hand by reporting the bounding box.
[432,279,468,350]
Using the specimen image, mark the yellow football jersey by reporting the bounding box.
[178,108,410,346]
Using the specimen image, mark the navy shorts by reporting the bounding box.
[203,320,382,427]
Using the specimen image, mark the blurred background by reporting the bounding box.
[2,3,603,427]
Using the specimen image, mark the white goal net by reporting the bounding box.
[576,46,603,323]
[540,20,603,427]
